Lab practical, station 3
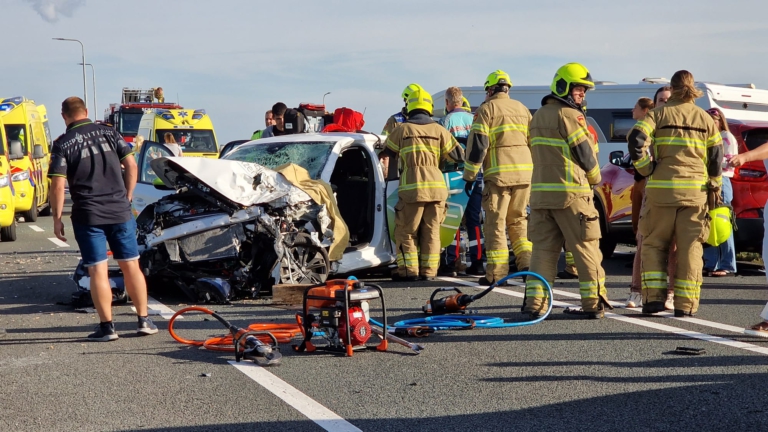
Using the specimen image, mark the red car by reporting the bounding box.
[595,119,768,257]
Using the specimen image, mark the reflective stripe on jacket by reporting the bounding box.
[627,99,723,207]
[529,97,600,209]
[463,93,532,186]
[385,119,464,203]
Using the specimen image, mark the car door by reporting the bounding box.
[131,141,174,217]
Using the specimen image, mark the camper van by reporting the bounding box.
[137,108,219,158]
[0,96,52,222]
[433,79,768,165]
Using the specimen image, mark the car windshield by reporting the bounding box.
[223,141,335,179]
[156,129,218,153]
[119,112,143,136]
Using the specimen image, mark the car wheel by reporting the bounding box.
[22,192,38,222]
[279,234,330,285]
[595,199,617,259]
[0,221,17,242]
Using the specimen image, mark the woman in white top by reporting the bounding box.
[730,137,768,333]
[702,109,738,277]
[163,132,183,157]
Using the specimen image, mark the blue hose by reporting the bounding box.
[372,271,553,330]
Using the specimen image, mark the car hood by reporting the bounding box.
[150,157,312,208]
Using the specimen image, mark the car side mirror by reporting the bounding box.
[32,144,45,160]
[9,140,24,160]
[609,150,625,166]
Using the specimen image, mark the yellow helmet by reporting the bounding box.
[551,63,594,97]
[462,96,471,112]
[484,70,512,90]
[406,88,433,115]
[401,83,425,100]
[706,206,733,247]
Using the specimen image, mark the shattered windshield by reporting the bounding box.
[223,141,335,179]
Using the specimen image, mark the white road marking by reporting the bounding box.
[230,361,362,432]
[437,276,768,356]
[28,225,44,232]
[130,296,181,320]
[47,237,69,248]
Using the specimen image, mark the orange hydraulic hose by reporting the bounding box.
[168,306,303,351]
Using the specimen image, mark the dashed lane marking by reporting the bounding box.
[230,361,362,432]
[47,237,69,248]
[28,225,44,232]
[437,276,768,356]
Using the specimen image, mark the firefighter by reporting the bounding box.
[523,63,611,319]
[463,70,533,286]
[381,83,425,136]
[628,70,723,317]
[378,88,464,281]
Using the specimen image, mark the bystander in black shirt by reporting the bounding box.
[48,119,134,225]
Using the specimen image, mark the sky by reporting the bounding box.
[2,0,768,144]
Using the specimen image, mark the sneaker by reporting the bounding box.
[465,262,485,276]
[137,316,159,336]
[437,264,457,277]
[88,322,118,342]
[626,292,643,308]
[664,292,674,311]
[642,301,665,314]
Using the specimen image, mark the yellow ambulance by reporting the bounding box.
[136,108,219,158]
[0,115,17,241]
[0,96,52,222]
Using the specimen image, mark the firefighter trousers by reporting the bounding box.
[394,200,446,278]
[483,182,532,281]
[524,196,607,314]
[639,204,708,314]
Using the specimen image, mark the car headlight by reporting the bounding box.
[11,170,29,182]
[0,175,9,188]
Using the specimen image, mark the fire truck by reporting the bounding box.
[103,88,181,142]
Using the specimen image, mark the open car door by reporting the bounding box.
[131,141,174,217]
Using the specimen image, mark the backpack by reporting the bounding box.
[321,107,365,133]
[282,109,306,134]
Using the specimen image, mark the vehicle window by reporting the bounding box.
[224,141,335,179]
[119,112,144,135]
[610,117,636,142]
[140,143,173,184]
[4,125,27,155]
[42,121,52,149]
[744,129,768,151]
[156,129,217,153]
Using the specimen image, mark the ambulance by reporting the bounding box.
[0,115,17,241]
[0,96,52,222]
[137,108,219,158]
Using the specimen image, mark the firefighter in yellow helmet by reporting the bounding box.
[463,70,533,285]
[628,70,723,317]
[381,83,425,136]
[378,88,465,281]
[523,63,611,319]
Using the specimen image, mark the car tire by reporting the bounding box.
[1,221,17,242]
[22,192,38,223]
[595,198,617,259]
[279,234,330,285]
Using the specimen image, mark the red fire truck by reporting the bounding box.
[103,88,181,142]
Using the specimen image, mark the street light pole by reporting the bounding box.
[322,92,331,106]
[78,63,97,118]
[53,38,88,111]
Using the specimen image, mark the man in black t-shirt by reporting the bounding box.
[49,97,158,342]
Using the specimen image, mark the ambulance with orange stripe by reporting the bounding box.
[0,97,52,223]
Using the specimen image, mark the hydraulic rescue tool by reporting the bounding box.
[169,306,303,366]
[294,279,389,356]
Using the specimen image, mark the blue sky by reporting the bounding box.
[2,0,768,143]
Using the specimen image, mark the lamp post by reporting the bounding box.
[52,38,87,111]
[78,63,97,117]
[322,92,331,106]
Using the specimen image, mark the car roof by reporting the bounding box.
[234,132,384,150]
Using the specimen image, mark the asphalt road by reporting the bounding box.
[2,199,768,431]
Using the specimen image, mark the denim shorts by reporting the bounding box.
[72,218,139,267]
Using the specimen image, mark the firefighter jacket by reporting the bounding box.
[381,112,406,135]
[381,112,464,203]
[463,92,533,186]
[627,99,723,207]
[529,96,601,209]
